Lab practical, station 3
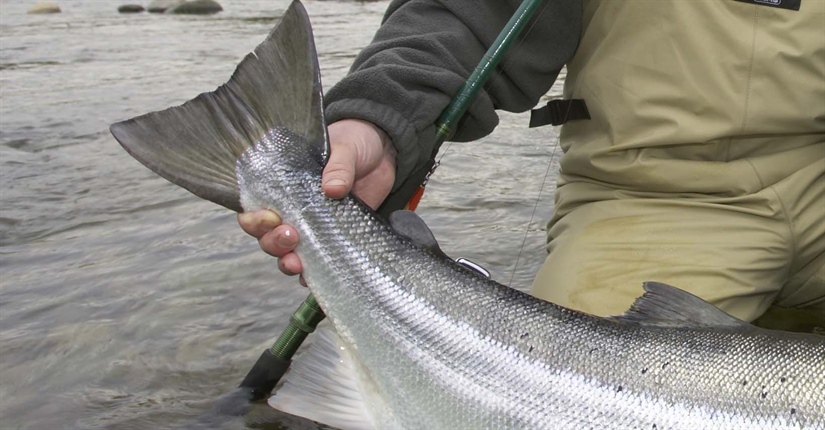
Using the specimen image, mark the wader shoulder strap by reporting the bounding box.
[529,99,590,127]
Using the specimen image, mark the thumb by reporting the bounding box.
[322,142,358,199]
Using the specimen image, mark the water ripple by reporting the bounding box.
[0,1,561,428]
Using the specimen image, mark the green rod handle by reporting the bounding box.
[270,293,325,358]
[238,294,324,401]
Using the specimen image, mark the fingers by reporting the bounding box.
[324,119,397,209]
[322,143,358,199]
[238,210,282,239]
[351,146,397,209]
[239,118,398,286]
[238,210,303,276]
[258,224,299,258]
[258,224,304,277]
[276,252,304,277]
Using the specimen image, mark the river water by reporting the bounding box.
[0,0,562,428]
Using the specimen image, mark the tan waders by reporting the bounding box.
[530,0,825,331]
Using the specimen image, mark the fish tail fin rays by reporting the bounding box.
[269,324,384,430]
[109,0,326,212]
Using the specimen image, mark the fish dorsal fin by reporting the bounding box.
[110,0,326,212]
[389,211,447,258]
[610,282,751,329]
[269,324,386,430]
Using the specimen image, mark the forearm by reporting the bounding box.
[325,0,580,190]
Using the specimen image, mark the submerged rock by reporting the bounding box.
[118,4,145,13]
[147,0,184,13]
[166,0,222,15]
[27,2,61,14]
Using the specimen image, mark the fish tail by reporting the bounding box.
[109,0,326,212]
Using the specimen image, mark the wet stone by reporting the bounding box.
[165,0,222,15]
[118,4,145,13]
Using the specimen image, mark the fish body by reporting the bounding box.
[110,2,825,429]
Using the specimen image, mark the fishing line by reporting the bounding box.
[507,134,560,289]
[426,0,573,289]
[428,0,571,289]
[496,1,594,289]
[491,0,561,289]
[506,64,585,287]
[506,78,584,288]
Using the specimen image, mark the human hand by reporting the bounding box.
[238,119,397,282]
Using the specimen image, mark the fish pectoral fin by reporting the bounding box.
[609,281,752,329]
[389,210,448,258]
[269,323,382,430]
[110,0,326,213]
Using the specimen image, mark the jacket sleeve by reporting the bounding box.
[324,0,581,193]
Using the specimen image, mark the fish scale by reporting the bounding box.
[110,2,825,429]
[234,128,824,429]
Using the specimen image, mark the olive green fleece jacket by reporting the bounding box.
[323,0,581,198]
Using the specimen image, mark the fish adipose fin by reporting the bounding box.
[109,0,326,212]
[269,324,383,430]
[610,282,751,329]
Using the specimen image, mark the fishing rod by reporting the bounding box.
[234,0,548,404]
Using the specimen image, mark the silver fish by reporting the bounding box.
[110,2,825,429]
